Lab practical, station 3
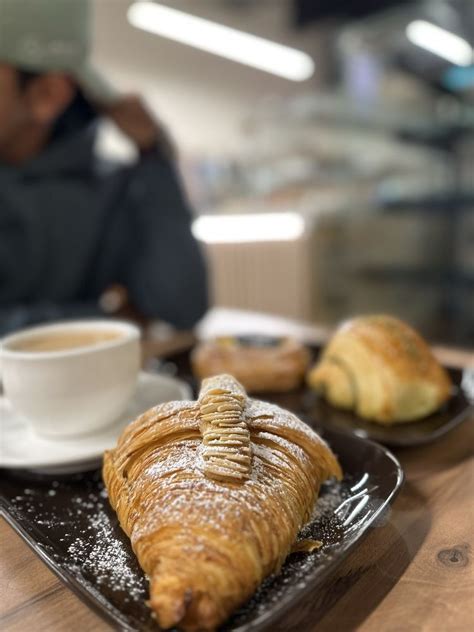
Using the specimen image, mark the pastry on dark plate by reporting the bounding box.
[308,315,452,424]
[191,335,310,393]
[103,374,341,631]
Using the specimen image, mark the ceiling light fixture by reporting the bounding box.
[127,1,315,81]
[406,20,473,67]
[191,213,305,244]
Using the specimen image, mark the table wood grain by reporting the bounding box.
[1,310,473,632]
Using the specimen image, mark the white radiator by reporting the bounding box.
[204,238,312,321]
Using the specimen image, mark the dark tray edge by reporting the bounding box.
[378,401,474,448]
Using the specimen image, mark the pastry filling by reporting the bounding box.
[198,375,252,484]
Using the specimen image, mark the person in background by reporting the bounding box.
[0,0,208,335]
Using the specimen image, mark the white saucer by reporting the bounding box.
[0,372,192,473]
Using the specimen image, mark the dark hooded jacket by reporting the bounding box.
[0,124,208,335]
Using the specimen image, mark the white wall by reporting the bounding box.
[91,0,326,156]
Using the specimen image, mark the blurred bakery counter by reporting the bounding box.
[193,202,473,347]
[186,87,473,348]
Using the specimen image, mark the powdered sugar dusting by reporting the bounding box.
[254,431,309,464]
[7,473,148,617]
[247,399,326,446]
[67,505,146,600]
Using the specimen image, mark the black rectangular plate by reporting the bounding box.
[155,345,473,448]
[1,428,403,631]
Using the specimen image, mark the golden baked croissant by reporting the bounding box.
[103,374,341,631]
[191,336,310,392]
[308,315,452,424]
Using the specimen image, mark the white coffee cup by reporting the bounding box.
[1,320,141,438]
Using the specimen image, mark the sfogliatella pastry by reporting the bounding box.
[308,315,452,424]
[103,374,341,631]
[191,335,310,392]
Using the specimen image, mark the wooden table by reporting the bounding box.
[1,310,473,631]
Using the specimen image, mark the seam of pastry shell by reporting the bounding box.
[324,354,359,409]
[198,375,252,483]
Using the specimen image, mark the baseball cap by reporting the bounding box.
[0,0,118,104]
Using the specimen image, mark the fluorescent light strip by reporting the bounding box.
[406,20,473,67]
[192,213,305,244]
[128,1,314,81]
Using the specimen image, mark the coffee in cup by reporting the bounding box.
[1,320,141,438]
[8,329,123,353]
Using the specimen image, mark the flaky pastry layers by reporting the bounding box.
[103,374,341,631]
[308,315,452,423]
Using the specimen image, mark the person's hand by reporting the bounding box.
[101,95,174,156]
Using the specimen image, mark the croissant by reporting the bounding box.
[103,374,341,631]
[191,336,310,392]
[308,315,452,424]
